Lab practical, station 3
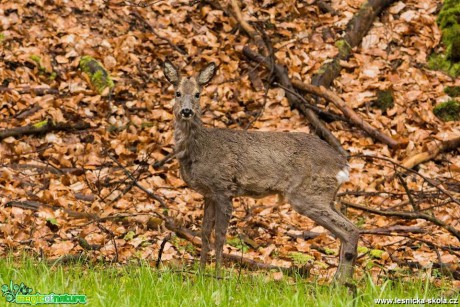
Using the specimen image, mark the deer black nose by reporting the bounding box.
[180,108,194,118]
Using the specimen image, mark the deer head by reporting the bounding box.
[163,61,216,121]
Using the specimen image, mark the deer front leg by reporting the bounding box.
[214,195,232,278]
[200,197,216,269]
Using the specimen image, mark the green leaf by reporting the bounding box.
[46,218,58,226]
[314,261,329,269]
[33,120,49,129]
[365,260,375,269]
[288,252,314,266]
[323,248,336,255]
[30,54,41,64]
[370,249,384,259]
[123,231,135,241]
[226,237,249,253]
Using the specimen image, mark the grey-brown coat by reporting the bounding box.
[163,61,359,284]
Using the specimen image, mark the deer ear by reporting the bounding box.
[163,61,180,85]
[197,63,216,86]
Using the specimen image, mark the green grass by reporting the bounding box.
[0,255,456,306]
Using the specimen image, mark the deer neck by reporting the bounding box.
[174,116,203,160]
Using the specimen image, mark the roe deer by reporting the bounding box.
[163,61,359,284]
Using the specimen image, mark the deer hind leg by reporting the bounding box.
[329,203,360,284]
[213,195,232,277]
[287,193,359,284]
[200,197,216,268]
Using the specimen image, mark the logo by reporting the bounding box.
[1,281,87,305]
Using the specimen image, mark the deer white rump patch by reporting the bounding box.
[336,165,350,185]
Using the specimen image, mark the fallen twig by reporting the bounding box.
[290,80,401,148]
[315,0,338,15]
[396,173,419,211]
[401,235,460,255]
[342,201,460,241]
[359,225,426,235]
[6,163,86,176]
[286,231,321,240]
[229,0,266,55]
[353,154,460,207]
[78,237,102,251]
[6,200,98,220]
[270,83,348,123]
[6,200,152,224]
[156,233,172,268]
[0,120,90,141]
[14,104,42,119]
[108,153,166,207]
[244,27,276,130]
[97,222,119,263]
[48,253,89,266]
[0,87,59,95]
[153,152,175,169]
[402,136,460,169]
[225,0,346,155]
[242,47,348,156]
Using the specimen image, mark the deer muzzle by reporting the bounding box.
[180,108,194,119]
[179,98,195,119]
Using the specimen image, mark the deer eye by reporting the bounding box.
[176,91,181,97]
[194,93,200,99]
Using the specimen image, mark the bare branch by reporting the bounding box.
[353,154,460,207]
[0,86,59,95]
[0,120,90,141]
[242,47,348,156]
[402,136,460,169]
[342,201,460,241]
[107,154,166,207]
[290,80,401,148]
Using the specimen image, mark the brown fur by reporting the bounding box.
[163,61,359,284]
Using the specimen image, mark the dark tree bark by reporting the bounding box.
[311,0,397,87]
